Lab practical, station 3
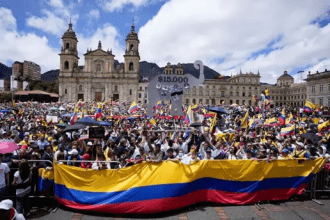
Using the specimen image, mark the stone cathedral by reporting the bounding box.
[58,20,140,102]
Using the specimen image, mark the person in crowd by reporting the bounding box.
[0,153,10,202]
[67,149,82,167]
[0,199,25,220]
[41,146,53,169]
[12,159,31,217]
[92,153,110,170]
[81,154,92,169]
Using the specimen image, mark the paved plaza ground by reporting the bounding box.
[26,194,330,220]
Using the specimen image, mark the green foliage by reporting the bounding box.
[0,92,13,102]
[28,80,59,93]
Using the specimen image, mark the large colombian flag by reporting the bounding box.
[54,158,326,214]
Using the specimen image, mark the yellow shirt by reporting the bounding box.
[19,140,30,146]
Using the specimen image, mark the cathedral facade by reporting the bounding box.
[58,21,140,102]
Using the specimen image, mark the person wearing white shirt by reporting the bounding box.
[92,153,111,170]
[0,154,10,202]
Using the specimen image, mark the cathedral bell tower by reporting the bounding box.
[124,20,140,74]
[59,19,79,74]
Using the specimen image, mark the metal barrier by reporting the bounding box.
[6,159,56,212]
[305,161,330,205]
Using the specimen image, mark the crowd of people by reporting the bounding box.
[0,99,330,218]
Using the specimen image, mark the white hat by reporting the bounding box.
[68,149,78,155]
[296,142,304,147]
[87,141,93,146]
[0,199,13,210]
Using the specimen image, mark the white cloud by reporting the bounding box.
[26,10,67,36]
[139,0,330,84]
[89,9,100,20]
[102,0,150,12]
[0,7,59,72]
[26,0,79,36]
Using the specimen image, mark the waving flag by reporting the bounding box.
[70,113,78,125]
[278,108,285,125]
[265,88,270,100]
[184,105,194,125]
[191,104,200,112]
[240,111,249,129]
[153,101,164,110]
[280,125,295,136]
[304,100,315,112]
[129,102,139,114]
[318,121,330,132]
[263,99,270,110]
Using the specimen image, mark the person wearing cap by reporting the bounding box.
[67,149,81,167]
[279,149,292,159]
[0,153,10,202]
[0,199,25,220]
[292,142,310,159]
[80,154,92,169]
[19,136,30,147]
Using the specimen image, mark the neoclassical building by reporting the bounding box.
[260,71,307,107]
[305,69,330,106]
[58,21,140,102]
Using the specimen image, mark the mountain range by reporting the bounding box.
[0,61,223,82]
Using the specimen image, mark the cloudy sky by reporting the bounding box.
[1,0,330,84]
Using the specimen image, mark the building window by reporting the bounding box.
[230,91,233,96]
[243,78,245,83]
[248,92,251,97]
[320,84,323,92]
[242,92,245,97]
[221,91,224,97]
[255,87,257,90]
[328,84,330,91]
[192,99,196,104]
[248,79,251,83]
[64,89,67,94]
[186,99,190,104]
[130,89,132,95]
[139,87,142,90]
[64,61,69,69]
[186,90,189,95]
[236,100,239,105]
[255,79,257,83]
[249,87,251,89]
[320,98,323,106]
[96,63,101,71]
[138,93,141,98]
[115,85,118,91]
[312,86,315,93]
[230,100,233,104]
[66,43,69,49]
[243,87,245,90]
[193,90,196,95]
[212,91,215,96]
[236,92,239,97]
[79,85,82,92]
[328,98,330,107]
[206,99,209,104]
[199,99,203,104]
[129,62,134,71]
[312,98,315,103]
[199,90,202,96]
[249,100,251,105]
[130,44,134,51]
[206,91,209,96]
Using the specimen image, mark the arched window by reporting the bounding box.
[79,85,82,92]
[66,43,69,49]
[129,62,134,71]
[130,44,134,51]
[64,61,69,69]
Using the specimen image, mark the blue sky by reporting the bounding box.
[1,0,330,84]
